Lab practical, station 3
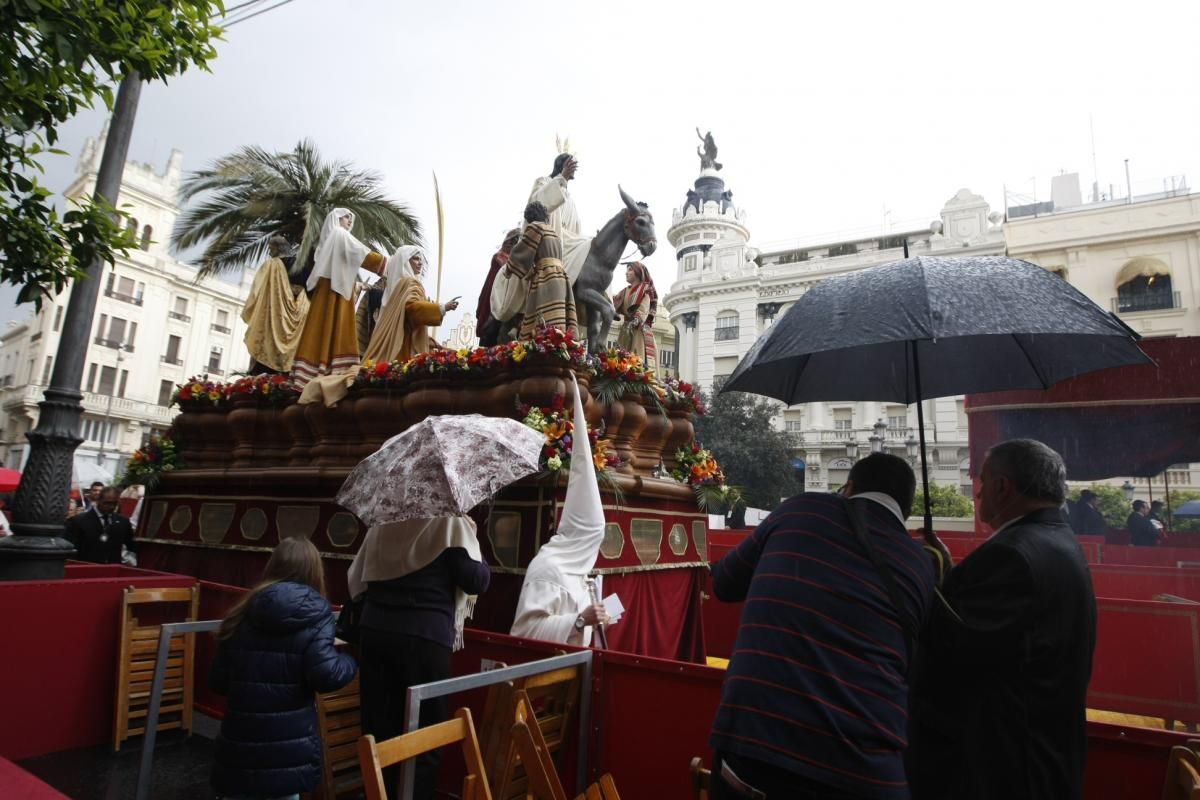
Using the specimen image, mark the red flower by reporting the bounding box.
[374,361,389,376]
[551,394,565,412]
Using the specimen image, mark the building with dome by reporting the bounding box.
[663,146,1198,498]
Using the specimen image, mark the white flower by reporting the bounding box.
[547,455,563,471]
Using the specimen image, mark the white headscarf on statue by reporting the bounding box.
[382,245,427,307]
[307,207,372,300]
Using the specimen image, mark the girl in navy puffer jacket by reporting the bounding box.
[210,537,357,800]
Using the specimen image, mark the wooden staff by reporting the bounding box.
[586,577,609,649]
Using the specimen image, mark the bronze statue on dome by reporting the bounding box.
[696,127,722,171]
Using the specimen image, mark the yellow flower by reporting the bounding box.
[512,344,528,363]
[191,383,203,394]
[363,359,375,371]
[260,383,270,394]
[457,348,469,359]
[207,391,220,401]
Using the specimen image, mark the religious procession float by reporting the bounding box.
[123,146,726,662]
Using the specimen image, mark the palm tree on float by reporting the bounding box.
[171,139,421,278]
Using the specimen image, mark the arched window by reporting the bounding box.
[1116,257,1174,313]
[126,217,138,237]
[140,224,152,251]
[715,310,739,342]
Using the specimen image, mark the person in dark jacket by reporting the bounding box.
[346,515,491,800]
[1127,500,1161,546]
[210,537,357,800]
[709,453,935,800]
[1069,489,1108,537]
[911,439,1097,800]
[63,486,137,564]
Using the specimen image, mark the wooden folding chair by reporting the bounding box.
[113,585,200,751]
[509,691,621,800]
[489,665,582,800]
[1164,745,1200,800]
[689,757,711,800]
[358,707,492,800]
[314,675,363,799]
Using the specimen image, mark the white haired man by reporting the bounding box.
[911,439,1097,800]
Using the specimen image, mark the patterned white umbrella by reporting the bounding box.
[336,414,545,526]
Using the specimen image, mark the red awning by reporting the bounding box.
[967,337,1200,480]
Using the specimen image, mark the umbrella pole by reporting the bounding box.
[911,342,934,538]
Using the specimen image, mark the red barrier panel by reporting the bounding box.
[700,578,743,660]
[0,565,196,760]
[592,650,724,798]
[1084,722,1186,800]
[1089,598,1200,724]
[1100,545,1200,568]
[192,580,252,717]
[1092,565,1200,602]
[0,756,69,799]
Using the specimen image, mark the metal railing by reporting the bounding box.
[210,324,231,334]
[1112,291,1181,314]
[206,365,224,376]
[94,337,134,352]
[135,619,221,800]
[168,311,191,322]
[105,288,144,306]
[714,326,739,342]
[160,355,183,366]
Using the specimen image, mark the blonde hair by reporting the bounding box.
[217,537,327,640]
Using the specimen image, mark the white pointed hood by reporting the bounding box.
[529,373,605,575]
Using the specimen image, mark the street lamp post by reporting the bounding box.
[870,418,888,454]
[845,437,859,460]
[1121,480,1136,502]
[905,433,920,465]
[96,348,126,469]
[0,73,143,580]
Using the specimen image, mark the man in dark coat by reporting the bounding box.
[911,438,1097,800]
[709,453,935,800]
[1070,489,1108,536]
[64,486,136,564]
[1127,500,1161,546]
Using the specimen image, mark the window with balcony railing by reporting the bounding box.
[1115,274,1177,313]
[168,310,191,322]
[211,324,232,334]
[715,312,739,342]
[94,336,134,352]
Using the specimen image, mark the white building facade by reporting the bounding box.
[663,162,1197,496]
[0,132,254,478]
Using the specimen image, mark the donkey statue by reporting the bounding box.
[573,186,657,353]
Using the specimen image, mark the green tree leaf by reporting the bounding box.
[1,0,224,304]
[692,380,800,511]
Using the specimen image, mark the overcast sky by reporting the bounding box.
[5,0,1198,333]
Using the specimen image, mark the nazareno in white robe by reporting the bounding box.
[510,374,605,646]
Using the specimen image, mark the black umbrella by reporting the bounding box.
[724,255,1151,537]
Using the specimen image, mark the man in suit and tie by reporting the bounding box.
[911,439,1097,800]
[64,486,137,565]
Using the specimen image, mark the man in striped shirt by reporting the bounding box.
[709,453,935,800]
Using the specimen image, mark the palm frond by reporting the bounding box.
[172,139,422,278]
